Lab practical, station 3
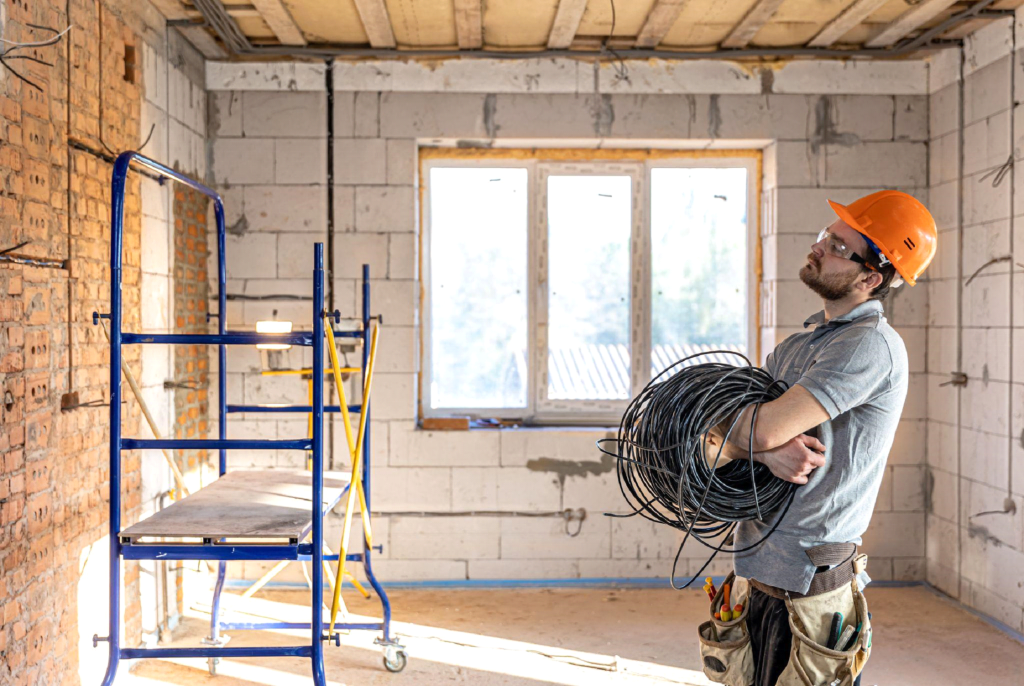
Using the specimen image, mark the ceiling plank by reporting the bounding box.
[807,0,891,47]
[352,0,397,48]
[547,0,589,49]
[864,0,959,47]
[453,0,483,49]
[250,0,306,46]
[720,0,788,48]
[635,0,689,48]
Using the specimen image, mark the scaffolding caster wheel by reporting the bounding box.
[208,656,219,676]
[383,648,407,673]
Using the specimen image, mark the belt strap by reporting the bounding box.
[750,543,867,599]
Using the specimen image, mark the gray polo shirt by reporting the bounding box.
[733,299,908,594]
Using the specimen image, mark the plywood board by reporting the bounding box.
[484,0,561,47]
[120,470,349,541]
[386,0,457,47]
[576,0,658,38]
[278,0,368,44]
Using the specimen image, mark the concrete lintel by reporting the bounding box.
[928,47,962,94]
[963,17,1012,78]
[207,61,326,91]
[207,58,929,95]
[419,137,773,150]
[770,59,929,95]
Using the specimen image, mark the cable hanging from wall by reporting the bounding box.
[0,23,72,91]
[598,351,796,588]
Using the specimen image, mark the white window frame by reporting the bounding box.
[640,158,760,385]
[535,161,644,423]
[421,154,759,425]
[421,159,537,420]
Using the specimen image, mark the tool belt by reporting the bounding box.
[749,542,868,600]
[696,544,873,686]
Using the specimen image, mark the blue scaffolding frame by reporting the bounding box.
[96,151,403,684]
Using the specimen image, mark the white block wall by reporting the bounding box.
[926,17,1024,634]
[135,16,209,642]
[206,57,930,585]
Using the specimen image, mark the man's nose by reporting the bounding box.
[810,240,825,258]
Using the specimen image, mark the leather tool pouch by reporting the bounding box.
[697,571,754,686]
[776,554,872,686]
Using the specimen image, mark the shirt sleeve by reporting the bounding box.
[795,329,892,419]
[763,348,778,378]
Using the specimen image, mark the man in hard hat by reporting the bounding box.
[710,190,937,686]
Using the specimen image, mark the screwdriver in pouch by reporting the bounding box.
[826,612,844,649]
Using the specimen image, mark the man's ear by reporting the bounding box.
[860,270,884,291]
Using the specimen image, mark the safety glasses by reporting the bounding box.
[815,228,877,272]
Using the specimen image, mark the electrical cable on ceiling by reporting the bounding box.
[604,0,630,85]
[598,351,796,589]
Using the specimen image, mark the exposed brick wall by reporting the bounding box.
[172,192,211,489]
[0,0,158,681]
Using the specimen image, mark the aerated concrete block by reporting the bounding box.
[334,138,387,185]
[355,186,415,233]
[451,467,499,509]
[386,139,417,186]
[380,92,491,138]
[212,138,275,185]
[468,559,579,580]
[823,141,926,187]
[243,185,326,233]
[208,91,241,137]
[390,427,500,467]
[275,139,326,185]
[499,516,611,559]
[964,56,1011,126]
[241,91,326,137]
[894,95,928,141]
[390,517,500,559]
[860,511,924,558]
[370,466,451,511]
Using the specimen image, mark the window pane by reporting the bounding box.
[546,175,632,401]
[430,167,528,409]
[650,167,748,378]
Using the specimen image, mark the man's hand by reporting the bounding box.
[754,434,826,484]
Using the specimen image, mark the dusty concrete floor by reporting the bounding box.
[121,585,1024,685]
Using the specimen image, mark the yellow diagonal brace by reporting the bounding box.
[324,319,372,542]
[330,323,380,634]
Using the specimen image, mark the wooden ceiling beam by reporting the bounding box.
[720,0,788,48]
[250,0,306,46]
[352,0,397,48]
[547,0,589,49]
[636,0,689,48]
[453,0,483,49]
[864,0,959,47]
[807,0,891,47]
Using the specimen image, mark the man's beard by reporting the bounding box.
[799,256,860,301]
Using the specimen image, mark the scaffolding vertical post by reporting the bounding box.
[311,244,327,684]
[210,184,229,651]
[99,153,133,686]
[359,264,393,643]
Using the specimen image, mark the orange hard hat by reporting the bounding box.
[827,190,937,286]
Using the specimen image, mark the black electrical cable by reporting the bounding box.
[597,350,797,589]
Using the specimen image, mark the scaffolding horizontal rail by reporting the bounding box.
[121,438,312,451]
[120,543,313,561]
[227,404,363,414]
[120,646,313,660]
[121,332,313,346]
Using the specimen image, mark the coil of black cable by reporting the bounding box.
[597,351,797,588]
